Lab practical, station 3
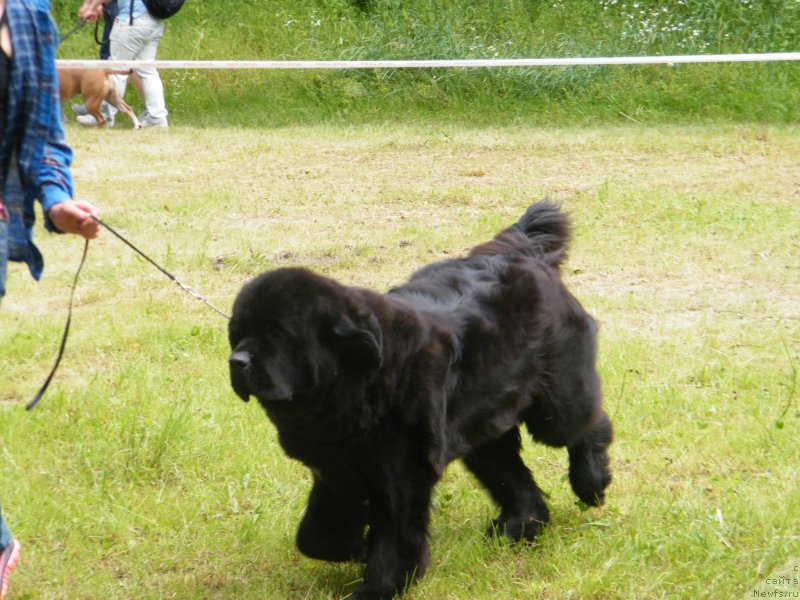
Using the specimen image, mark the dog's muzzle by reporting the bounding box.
[229,350,253,402]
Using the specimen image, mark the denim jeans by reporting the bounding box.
[109,11,167,122]
[0,505,10,552]
[99,0,119,60]
[0,216,8,302]
[1,219,8,550]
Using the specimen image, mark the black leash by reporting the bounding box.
[26,239,89,411]
[61,14,111,47]
[92,216,230,319]
[27,216,229,411]
[93,18,109,47]
[59,19,88,44]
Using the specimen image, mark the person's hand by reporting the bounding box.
[48,201,100,240]
[77,0,109,22]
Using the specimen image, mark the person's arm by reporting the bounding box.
[37,113,99,240]
[37,84,99,240]
[34,2,99,241]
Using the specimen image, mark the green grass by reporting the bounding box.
[51,0,800,125]
[1,123,798,598]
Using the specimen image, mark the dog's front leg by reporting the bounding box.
[347,470,436,600]
[296,476,368,562]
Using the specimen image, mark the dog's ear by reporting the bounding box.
[333,312,383,371]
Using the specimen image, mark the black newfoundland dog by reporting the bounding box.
[228,201,613,599]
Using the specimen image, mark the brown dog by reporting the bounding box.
[58,69,141,129]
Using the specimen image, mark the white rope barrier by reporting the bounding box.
[56,52,800,70]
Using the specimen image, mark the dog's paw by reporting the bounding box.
[486,512,548,543]
[345,587,396,600]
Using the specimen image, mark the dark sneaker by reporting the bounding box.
[0,539,20,600]
[71,103,89,116]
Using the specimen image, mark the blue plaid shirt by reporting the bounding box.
[1,0,74,281]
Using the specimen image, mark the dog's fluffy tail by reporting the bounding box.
[470,199,571,266]
[515,200,571,264]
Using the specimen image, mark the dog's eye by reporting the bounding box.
[228,324,244,347]
[263,325,283,339]
[260,325,294,350]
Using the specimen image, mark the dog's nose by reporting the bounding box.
[229,351,252,370]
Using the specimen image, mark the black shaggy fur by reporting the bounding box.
[228,201,613,600]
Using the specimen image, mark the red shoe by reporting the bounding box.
[0,539,20,600]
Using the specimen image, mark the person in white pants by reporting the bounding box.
[78,0,168,128]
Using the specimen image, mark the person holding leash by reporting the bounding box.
[1,0,100,596]
[72,0,148,128]
[78,0,169,128]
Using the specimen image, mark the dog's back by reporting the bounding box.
[391,200,570,315]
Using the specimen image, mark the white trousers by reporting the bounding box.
[109,12,167,121]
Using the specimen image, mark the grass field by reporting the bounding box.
[52,0,800,125]
[1,123,798,599]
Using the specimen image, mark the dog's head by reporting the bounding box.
[228,268,383,407]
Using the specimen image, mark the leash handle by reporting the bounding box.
[26,239,89,411]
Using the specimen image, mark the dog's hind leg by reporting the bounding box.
[84,96,106,128]
[567,411,613,506]
[296,477,368,563]
[463,427,550,541]
[105,88,142,129]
